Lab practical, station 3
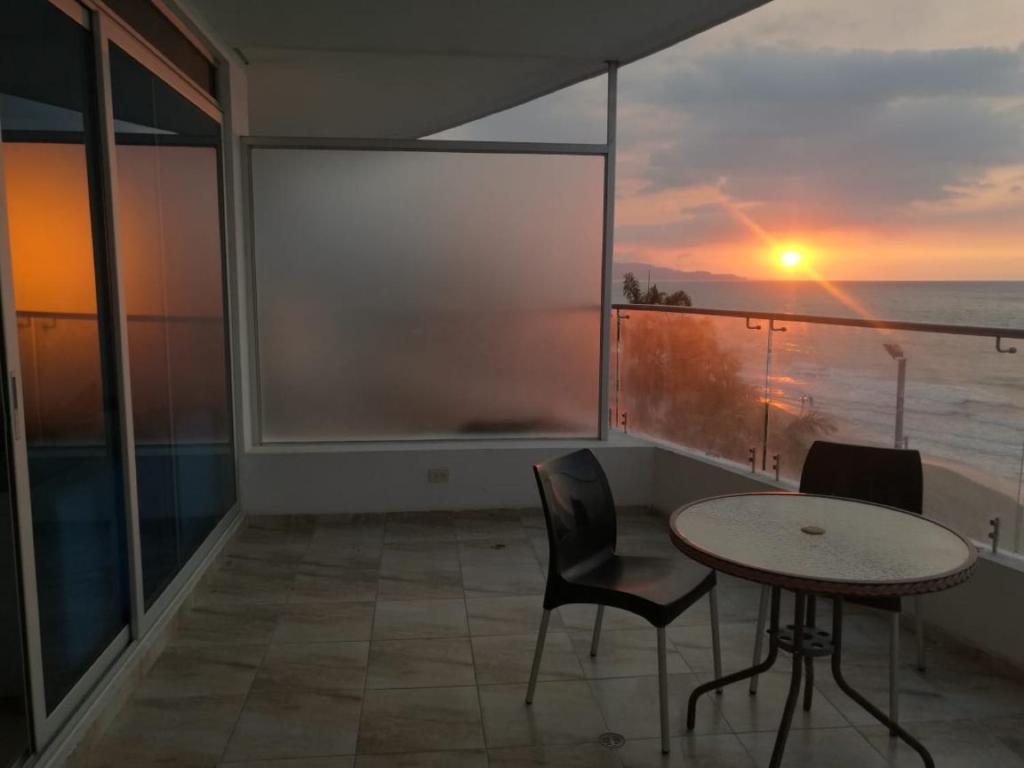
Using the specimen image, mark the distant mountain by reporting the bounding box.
[613,262,745,282]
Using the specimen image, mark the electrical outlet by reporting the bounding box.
[427,467,449,484]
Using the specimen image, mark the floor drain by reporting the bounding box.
[598,732,626,749]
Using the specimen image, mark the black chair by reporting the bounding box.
[527,449,722,754]
[748,440,926,725]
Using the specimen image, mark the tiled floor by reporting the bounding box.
[68,509,1024,767]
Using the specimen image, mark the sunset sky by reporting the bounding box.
[441,0,1024,282]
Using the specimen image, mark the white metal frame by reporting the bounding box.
[211,36,250,503]
[93,9,146,644]
[598,64,618,439]
[85,0,242,629]
[0,0,242,755]
[240,66,620,448]
[80,0,220,119]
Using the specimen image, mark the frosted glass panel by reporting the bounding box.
[251,148,604,441]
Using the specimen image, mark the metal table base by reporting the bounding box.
[687,587,934,768]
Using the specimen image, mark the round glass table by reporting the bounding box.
[669,493,976,768]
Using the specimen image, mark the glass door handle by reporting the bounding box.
[9,374,20,442]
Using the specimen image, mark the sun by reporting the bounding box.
[780,250,802,269]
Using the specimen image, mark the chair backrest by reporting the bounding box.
[800,440,923,515]
[533,449,616,578]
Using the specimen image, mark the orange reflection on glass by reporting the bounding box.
[3,143,104,443]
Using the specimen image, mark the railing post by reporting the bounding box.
[989,518,1001,555]
[894,356,906,449]
[1014,442,1024,554]
[614,309,628,430]
[761,324,773,471]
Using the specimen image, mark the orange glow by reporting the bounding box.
[3,143,104,441]
[619,182,901,321]
[1,141,228,441]
[3,143,99,313]
[780,250,802,268]
[614,157,1024,282]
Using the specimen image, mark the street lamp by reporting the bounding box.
[883,343,907,449]
[615,311,630,429]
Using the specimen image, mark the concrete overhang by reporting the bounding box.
[187,0,770,137]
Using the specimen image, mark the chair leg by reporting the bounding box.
[749,584,770,695]
[657,626,670,754]
[889,612,900,734]
[525,609,551,704]
[803,596,816,712]
[590,605,605,657]
[914,596,926,672]
[709,586,723,691]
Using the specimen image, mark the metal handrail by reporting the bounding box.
[16,310,222,324]
[612,303,1024,352]
[611,300,1024,552]
[611,303,1024,338]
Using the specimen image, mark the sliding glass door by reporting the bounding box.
[109,44,236,608]
[0,0,129,714]
[0,0,236,752]
[0,314,28,768]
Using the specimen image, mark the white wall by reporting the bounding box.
[245,51,579,139]
[907,554,1024,672]
[240,435,657,515]
[652,443,784,513]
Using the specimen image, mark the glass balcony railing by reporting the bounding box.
[613,303,1024,554]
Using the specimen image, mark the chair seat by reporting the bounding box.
[556,553,716,628]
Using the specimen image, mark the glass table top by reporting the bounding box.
[670,493,976,595]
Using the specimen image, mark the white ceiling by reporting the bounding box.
[188,0,771,138]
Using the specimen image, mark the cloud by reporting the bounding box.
[618,44,1024,232]
[616,204,748,249]
[438,35,1024,277]
[632,45,1024,105]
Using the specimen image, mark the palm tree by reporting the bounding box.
[621,271,692,307]
[622,272,643,303]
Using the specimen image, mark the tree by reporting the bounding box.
[621,271,692,307]
[622,272,642,303]
[619,301,833,472]
[642,283,665,305]
[665,289,692,307]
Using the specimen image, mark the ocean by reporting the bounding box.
[614,279,1024,514]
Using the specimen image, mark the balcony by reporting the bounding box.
[2,1,1024,767]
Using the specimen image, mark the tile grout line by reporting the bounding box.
[215,518,307,765]
[230,514,385,763]
[216,514,315,765]
[458,513,491,760]
[353,514,387,757]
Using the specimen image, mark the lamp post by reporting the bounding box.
[615,311,629,429]
[883,343,907,449]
